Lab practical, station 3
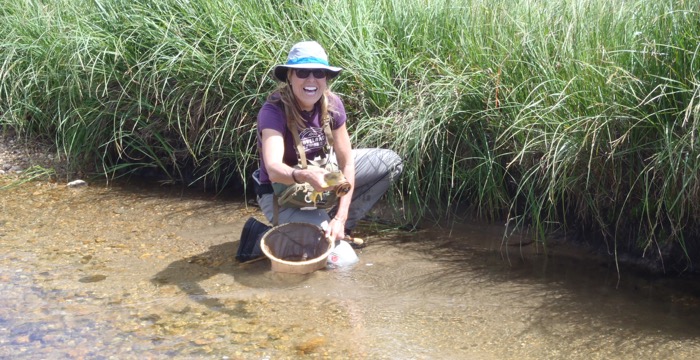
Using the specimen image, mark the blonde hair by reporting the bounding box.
[270,69,336,130]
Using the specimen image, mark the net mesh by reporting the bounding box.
[261,222,329,262]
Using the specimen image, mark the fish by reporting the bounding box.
[310,171,351,205]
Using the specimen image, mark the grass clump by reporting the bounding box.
[1,0,699,271]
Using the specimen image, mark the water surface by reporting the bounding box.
[1,178,699,359]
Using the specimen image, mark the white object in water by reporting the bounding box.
[327,240,359,268]
[67,180,88,188]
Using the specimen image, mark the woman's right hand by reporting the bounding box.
[295,167,331,192]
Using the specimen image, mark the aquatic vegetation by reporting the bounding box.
[1,0,698,269]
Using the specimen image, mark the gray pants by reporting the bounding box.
[257,148,403,231]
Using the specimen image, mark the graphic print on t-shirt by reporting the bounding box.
[299,127,326,153]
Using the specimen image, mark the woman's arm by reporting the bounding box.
[261,128,327,189]
[261,128,296,185]
[327,123,355,240]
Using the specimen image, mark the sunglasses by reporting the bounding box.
[295,69,327,79]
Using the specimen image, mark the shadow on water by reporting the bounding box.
[83,180,320,318]
[149,241,315,318]
[369,227,700,339]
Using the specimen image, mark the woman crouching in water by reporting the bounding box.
[254,40,403,245]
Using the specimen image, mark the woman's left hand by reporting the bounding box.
[325,216,346,242]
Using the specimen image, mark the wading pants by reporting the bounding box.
[257,148,403,232]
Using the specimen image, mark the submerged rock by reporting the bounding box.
[78,275,106,283]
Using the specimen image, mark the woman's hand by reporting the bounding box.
[325,216,346,242]
[296,167,332,192]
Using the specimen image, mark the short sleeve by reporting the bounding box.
[258,101,286,134]
[330,94,347,130]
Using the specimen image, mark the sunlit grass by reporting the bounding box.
[0,165,56,190]
[1,0,698,268]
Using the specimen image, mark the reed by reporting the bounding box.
[1,0,698,268]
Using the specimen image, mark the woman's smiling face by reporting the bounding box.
[289,68,327,111]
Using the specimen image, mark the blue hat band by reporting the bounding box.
[286,56,329,66]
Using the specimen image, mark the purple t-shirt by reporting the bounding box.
[257,94,347,184]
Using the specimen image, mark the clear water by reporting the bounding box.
[1,179,699,359]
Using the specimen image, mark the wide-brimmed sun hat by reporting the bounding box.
[273,41,343,82]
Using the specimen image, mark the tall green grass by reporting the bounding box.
[1,0,698,269]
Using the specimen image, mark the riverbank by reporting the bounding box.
[0,130,694,277]
[4,0,698,262]
[1,133,48,175]
[0,132,72,181]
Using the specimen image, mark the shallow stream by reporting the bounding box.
[1,178,699,359]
